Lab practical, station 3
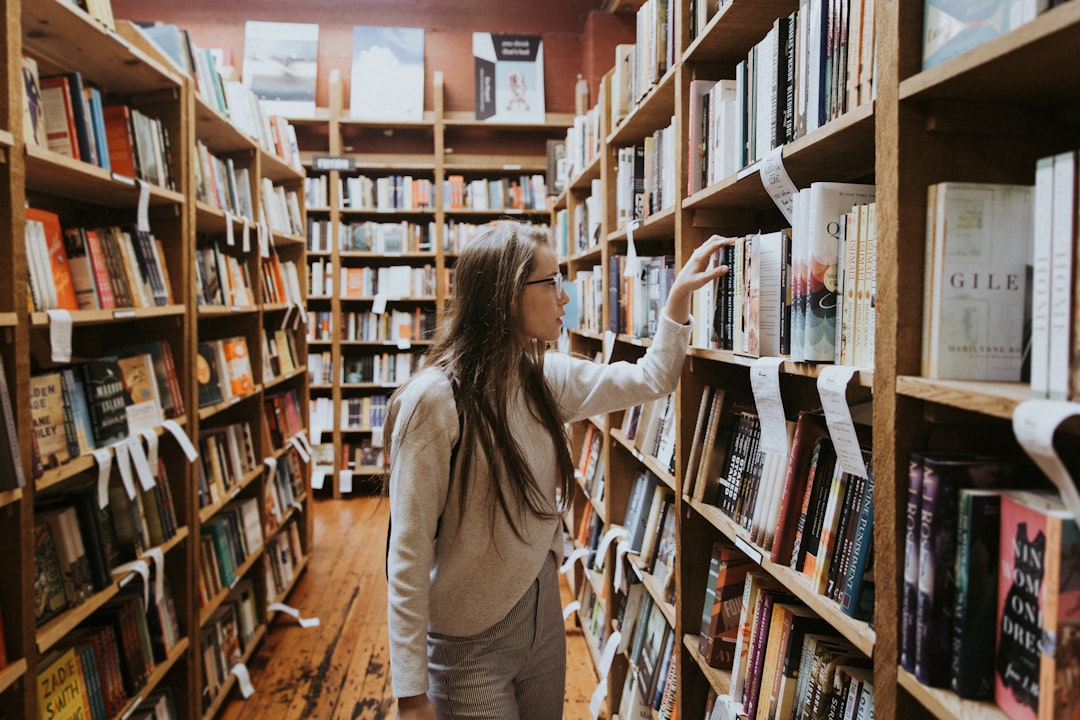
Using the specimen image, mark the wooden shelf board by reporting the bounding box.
[568,153,603,191]
[684,0,801,65]
[0,658,27,694]
[0,312,17,327]
[194,97,255,154]
[0,487,22,509]
[443,156,547,172]
[198,387,263,421]
[338,207,436,216]
[608,70,678,147]
[197,305,259,318]
[37,583,120,654]
[683,633,733,698]
[690,498,876,657]
[897,669,1009,720]
[200,625,267,720]
[338,112,436,127]
[30,304,186,327]
[895,376,1029,420]
[260,149,305,182]
[606,208,677,243]
[443,111,575,129]
[898,1,1080,105]
[688,348,875,387]
[0,129,14,149]
[23,2,180,93]
[263,367,307,391]
[25,146,185,207]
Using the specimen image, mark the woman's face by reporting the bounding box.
[516,243,569,342]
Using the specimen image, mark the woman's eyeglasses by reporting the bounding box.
[523,272,563,295]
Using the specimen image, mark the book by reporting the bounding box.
[33,521,70,624]
[222,337,255,397]
[350,26,424,121]
[922,0,1012,70]
[624,470,660,554]
[699,542,753,668]
[922,181,1032,381]
[996,491,1080,720]
[839,460,876,621]
[38,74,80,158]
[101,104,138,178]
[22,54,46,147]
[37,647,93,720]
[62,227,101,310]
[26,207,79,311]
[81,357,131,447]
[196,342,226,408]
[473,33,546,123]
[770,410,830,563]
[116,353,164,434]
[0,353,27,490]
[900,452,925,673]
[951,488,1004,700]
[29,372,71,469]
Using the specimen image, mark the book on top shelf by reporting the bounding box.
[922,181,1032,381]
[996,490,1080,720]
[473,33,545,123]
[350,26,424,121]
[22,54,46,148]
[242,21,319,117]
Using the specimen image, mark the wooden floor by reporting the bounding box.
[220,496,600,720]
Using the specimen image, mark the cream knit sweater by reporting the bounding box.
[387,313,692,697]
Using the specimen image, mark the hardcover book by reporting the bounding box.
[26,207,79,311]
[0,354,27,490]
[197,342,225,408]
[36,647,93,720]
[222,337,255,397]
[996,491,1080,720]
[33,521,69,624]
[81,357,131,447]
[473,33,545,123]
[29,372,71,469]
[922,181,1032,381]
[116,353,164,434]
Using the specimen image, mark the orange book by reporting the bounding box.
[102,105,137,178]
[38,75,79,159]
[222,337,255,397]
[26,207,79,311]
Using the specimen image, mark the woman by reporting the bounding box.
[386,221,727,719]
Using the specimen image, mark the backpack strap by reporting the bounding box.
[385,379,462,579]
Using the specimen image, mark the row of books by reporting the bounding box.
[264,327,302,380]
[264,388,305,451]
[686,388,875,619]
[900,453,1080,720]
[340,264,438,299]
[30,343,184,471]
[305,174,331,209]
[197,421,258,510]
[561,102,602,184]
[339,175,435,211]
[444,174,550,212]
[265,449,306,532]
[921,0,1052,70]
[614,122,676,231]
[264,519,306,598]
[34,475,179,626]
[342,438,383,471]
[0,355,24,492]
[36,589,180,720]
[308,351,333,386]
[576,424,605,505]
[198,496,263,603]
[199,579,259,712]
[338,220,435,254]
[23,58,175,189]
[621,473,677,597]
[195,241,254,308]
[621,391,678,476]
[26,207,174,313]
[561,264,604,336]
[262,253,304,307]
[609,0,675,130]
[616,580,677,719]
[339,308,436,344]
[341,352,419,386]
[724,572,871,720]
[259,177,305,238]
[442,220,549,255]
[340,394,389,432]
[608,254,676,340]
[307,311,334,342]
[194,140,255,221]
[196,337,255,409]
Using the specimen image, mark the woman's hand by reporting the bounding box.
[664,234,734,324]
[397,694,437,720]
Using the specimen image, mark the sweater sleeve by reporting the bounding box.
[548,312,693,422]
[386,375,459,697]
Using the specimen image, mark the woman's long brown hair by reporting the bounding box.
[385,221,576,538]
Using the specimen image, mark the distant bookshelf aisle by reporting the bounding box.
[292,71,569,498]
[2,3,312,720]
[547,1,1080,720]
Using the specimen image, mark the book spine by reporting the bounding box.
[899,454,923,672]
[950,490,1000,700]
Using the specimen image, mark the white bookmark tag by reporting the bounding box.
[623,220,641,279]
[264,457,278,476]
[93,448,113,508]
[338,469,353,493]
[112,559,150,608]
[242,220,251,253]
[310,466,327,490]
[144,547,165,605]
[47,309,73,363]
[114,441,136,499]
[225,214,236,246]
[372,293,388,315]
[817,365,869,479]
[163,420,199,462]
[559,547,590,575]
[613,540,631,592]
[137,179,151,232]
[1013,399,1080,521]
[268,602,320,627]
[127,436,156,491]
[760,146,797,223]
[595,526,629,565]
[140,429,159,471]
[750,356,790,455]
[230,664,256,698]
[562,600,581,621]
[588,631,623,720]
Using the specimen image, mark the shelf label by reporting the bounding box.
[137,180,151,232]
[560,547,589,575]
[46,309,73,363]
[230,664,256,698]
[502,164,522,170]
[93,448,113,509]
[310,466,328,490]
[312,155,355,171]
[562,600,581,621]
[760,146,797,223]
[226,213,236,246]
[127,436,156,491]
[163,420,199,462]
[338,469,353,494]
[734,535,763,565]
[817,365,869,479]
[1013,399,1080,521]
[113,310,136,319]
[372,293,388,314]
[750,356,789,455]
[242,220,252,253]
[140,429,159,471]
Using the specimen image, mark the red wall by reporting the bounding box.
[110,0,634,115]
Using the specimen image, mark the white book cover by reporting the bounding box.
[350,26,424,121]
[473,33,545,123]
[242,21,318,117]
[1029,155,1054,397]
[924,181,1032,381]
[1047,151,1076,399]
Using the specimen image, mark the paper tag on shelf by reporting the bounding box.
[46,309,73,363]
[258,225,270,258]
[268,602,320,628]
[371,425,384,447]
[230,664,256,698]
[145,547,165,609]
[114,441,136,500]
[294,431,313,455]
[1013,399,1080,522]
[759,146,797,223]
[559,547,590,575]
[289,436,311,463]
[595,526,629,565]
[623,220,641,278]
[588,631,623,720]
[734,535,763,565]
[613,539,630,592]
[140,429,159,470]
[136,180,151,232]
[396,337,411,350]
[112,559,150,608]
[242,220,251,253]
[562,600,581,621]
[226,214,236,246]
[264,456,278,476]
[93,448,113,508]
[127,436,156,491]
[163,420,198,462]
[310,466,327,490]
[372,293,388,314]
[338,469,353,494]
[817,365,868,479]
[749,356,790,455]
[603,330,615,363]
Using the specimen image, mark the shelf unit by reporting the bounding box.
[0,4,312,719]
[292,71,571,498]
[552,2,1080,720]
